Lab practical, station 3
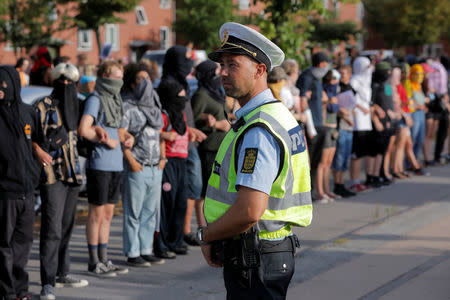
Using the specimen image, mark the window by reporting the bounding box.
[105,24,119,52]
[159,26,170,50]
[77,29,92,51]
[423,44,443,57]
[159,0,170,9]
[239,0,250,10]
[136,6,148,25]
[323,0,328,9]
[4,42,20,52]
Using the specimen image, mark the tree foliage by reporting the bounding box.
[309,19,361,44]
[173,0,236,52]
[66,0,141,54]
[363,0,450,50]
[0,0,71,53]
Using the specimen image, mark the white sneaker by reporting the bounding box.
[55,275,88,288]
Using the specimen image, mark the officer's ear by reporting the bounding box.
[254,63,267,79]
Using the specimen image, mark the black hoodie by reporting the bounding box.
[0,65,41,195]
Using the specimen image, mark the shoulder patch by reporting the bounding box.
[241,148,258,174]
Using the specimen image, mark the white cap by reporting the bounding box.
[208,22,285,71]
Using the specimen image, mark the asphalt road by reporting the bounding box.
[26,163,450,299]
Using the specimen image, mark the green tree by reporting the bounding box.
[66,0,141,55]
[173,0,236,52]
[309,19,361,45]
[363,0,450,52]
[0,0,71,55]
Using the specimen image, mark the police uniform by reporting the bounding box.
[200,23,313,300]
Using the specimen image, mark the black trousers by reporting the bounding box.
[39,181,79,286]
[0,193,35,300]
[434,111,449,162]
[155,158,187,253]
[223,251,295,300]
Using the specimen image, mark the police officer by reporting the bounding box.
[197,23,313,299]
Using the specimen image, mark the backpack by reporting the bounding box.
[77,93,103,158]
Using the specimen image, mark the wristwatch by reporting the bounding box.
[197,226,209,245]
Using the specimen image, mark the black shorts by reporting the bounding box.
[367,130,391,157]
[351,131,371,159]
[86,169,122,206]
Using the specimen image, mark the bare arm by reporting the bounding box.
[214,119,231,132]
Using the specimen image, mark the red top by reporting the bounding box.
[162,113,189,158]
[397,84,411,113]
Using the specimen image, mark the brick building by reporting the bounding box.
[0,0,175,65]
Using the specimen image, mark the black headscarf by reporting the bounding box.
[195,60,225,103]
[0,65,24,138]
[51,80,79,131]
[162,45,193,95]
[158,77,187,135]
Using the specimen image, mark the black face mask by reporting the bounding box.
[52,80,79,131]
[0,77,15,103]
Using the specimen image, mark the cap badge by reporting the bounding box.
[221,30,229,48]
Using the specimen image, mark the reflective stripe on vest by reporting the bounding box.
[204,101,313,240]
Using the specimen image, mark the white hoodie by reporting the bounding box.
[350,57,373,131]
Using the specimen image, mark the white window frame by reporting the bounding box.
[239,0,250,10]
[159,26,171,50]
[136,6,148,25]
[159,0,171,9]
[77,29,92,51]
[105,24,119,52]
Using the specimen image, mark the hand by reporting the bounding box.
[158,158,167,170]
[200,244,222,268]
[339,107,349,118]
[163,131,177,142]
[105,138,119,149]
[130,160,143,173]
[375,106,386,119]
[189,127,207,143]
[94,126,108,143]
[387,109,396,120]
[122,135,134,149]
[36,148,53,167]
[0,90,4,99]
[206,114,216,127]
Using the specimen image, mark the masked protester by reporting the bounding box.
[78,61,132,278]
[0,66,42,300]
[409,64,427,160]
[155,45,207,259]
[30,46,53,87]
[186,60,230,246]
[118,63,166,267]
[34,63,88,300]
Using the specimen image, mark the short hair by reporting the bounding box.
[339,64,352,74]
[281,59,299,76]
[97,60,122,78]
[122,63,152,93]
[51,63,80,82]
[267,66,288,83]
[15,57,29,69]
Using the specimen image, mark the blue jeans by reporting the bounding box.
[332,129,353,171]
[122,163,162,258]
[411,110,425,160]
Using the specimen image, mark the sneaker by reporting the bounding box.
[184,232,200,246]
[88,262,117,278]
[335,185,356,198]
[104,260,129,274]
[173,246,188,255]
[55,275,88,288]
[18,294,32,300]
[155,251,176,259]
[350,183,367,193]
[141,254,165,265]
[127,256,151,267]
[40,284,55,300]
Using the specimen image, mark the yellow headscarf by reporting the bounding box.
[409,64,424,92]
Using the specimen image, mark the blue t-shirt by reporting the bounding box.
[297,67,323,126]
[234,89,280,195]
[83,94,123,172]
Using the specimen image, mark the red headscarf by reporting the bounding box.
[31,46,51,73]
